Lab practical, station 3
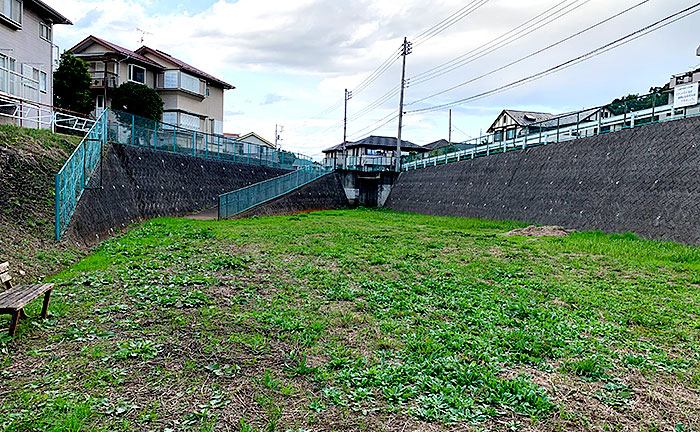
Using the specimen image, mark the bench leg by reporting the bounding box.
[19,308,27,319]
[41,289,52,319]
[8,310,19,337]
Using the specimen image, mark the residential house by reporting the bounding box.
[323,135,428,171]
[70,35,162,117]
[71,36,235,134]
[135,46,234,134]
[0,0,71,127]
[487,108,614,141]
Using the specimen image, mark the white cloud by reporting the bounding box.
[50,0,700,159]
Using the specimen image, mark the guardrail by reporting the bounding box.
[218,166,331,219]
[107,110,315,170]
[401,96,699,171]
[54,110,108,240]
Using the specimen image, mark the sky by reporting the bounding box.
[51,0,700,159]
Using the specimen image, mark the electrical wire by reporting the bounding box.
[348,111,399,140]
[407,2,700,114]
[412,0,491,47]
[409,0,592,86]
[408,0,652,106]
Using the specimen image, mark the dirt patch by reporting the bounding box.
[502,225,575,238]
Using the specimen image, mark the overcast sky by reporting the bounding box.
[52,0,700,158]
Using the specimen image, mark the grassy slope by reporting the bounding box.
[1,209,699,431]
[0,125,83,283]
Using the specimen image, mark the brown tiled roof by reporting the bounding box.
[71,35,163,69]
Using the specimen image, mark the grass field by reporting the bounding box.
[1,209,699,431]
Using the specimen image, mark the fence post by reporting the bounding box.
[192,132,195,156]
[556,117,560,143]
[651,93,656,120]
[523,132,527,150]
[217,136,221,160]
[247,143,250,165]
[173,129,176,152]
[205,134,209,159]
[54,174,60,241]
[131,115,135,146]
[598,108,603,135]
[576,112,580,138]
[154,122,158,150]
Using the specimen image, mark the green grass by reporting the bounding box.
[1,209,699,431]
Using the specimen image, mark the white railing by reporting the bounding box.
[0,93,96,133]
[0,68,40,103]
[401,102,692,171]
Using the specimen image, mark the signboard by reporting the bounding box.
[675,82,699,108]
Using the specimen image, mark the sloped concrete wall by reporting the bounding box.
[385,117,700,244]
[234,173,349,219]
[67,143,290,244]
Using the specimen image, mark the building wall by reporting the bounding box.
[0,3,54,107]
[385,116,700,245]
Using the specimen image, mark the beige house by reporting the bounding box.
[488,108,614,141]
[0,0,71,127]
[135,46,234,134]
[71,35,234,134]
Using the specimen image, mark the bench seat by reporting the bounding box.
[0,262,54,336]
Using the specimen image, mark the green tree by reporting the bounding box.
[53,51,93,115]
[111,81,164,122]
[608,84,670,116]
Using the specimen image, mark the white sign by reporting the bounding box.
[675,82,699,108]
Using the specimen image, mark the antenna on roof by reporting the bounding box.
[696,44,700,56]
[136,28,153,45]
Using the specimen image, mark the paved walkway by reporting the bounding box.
[184,207,218,221]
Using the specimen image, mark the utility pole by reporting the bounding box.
[448,109,452,144]
[395,37,412,172]
[275,124,283,149]
[343,88,352,169]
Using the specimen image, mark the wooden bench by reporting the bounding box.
[0,262,53,336]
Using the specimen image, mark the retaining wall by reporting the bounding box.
[67,143,290,244]
[385,117,700,244]
[234,173,349,219]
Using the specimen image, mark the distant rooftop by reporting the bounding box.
[323,136,428,153]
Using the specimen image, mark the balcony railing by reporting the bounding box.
[0,68,40,103]
[324,154,398,172]
[89,71,119,89]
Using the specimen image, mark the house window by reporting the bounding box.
[128,64,146,84]
[506,129,515,140]
[494,131,503,142]
[39,22,51,42]
[1,0,22,26]
[37,69,47,94]
[205,85,210,97]
[180,72,200,94]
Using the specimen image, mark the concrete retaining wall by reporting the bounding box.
[385,117,700,244]
[234,173,349,219]
[67,143,290,244]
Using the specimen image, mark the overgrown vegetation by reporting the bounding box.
[1,209,699,431]
[0,125,83,283]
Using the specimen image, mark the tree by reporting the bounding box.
[607,83,670,116]
[111,81,164,122]
[53,51,93,115]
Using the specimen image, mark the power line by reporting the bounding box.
[409,0,591,86]
[413,0,491,47]
[348,111,399,141]
[408,0,651,106]
[407,2,700,114]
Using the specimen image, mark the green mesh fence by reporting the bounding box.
[54,110,108,241]
[218,167,331,219]
[55,109,320,240]
[107,110,314,170]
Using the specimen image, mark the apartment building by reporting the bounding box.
[71,35,234,134]
[0,0,71,126]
